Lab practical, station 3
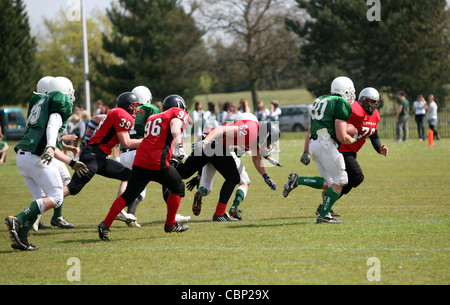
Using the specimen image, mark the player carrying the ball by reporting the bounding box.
[282,76,357,223]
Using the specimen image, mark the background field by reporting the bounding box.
[0,133,449,285]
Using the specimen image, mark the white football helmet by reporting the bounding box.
[331,76,356,101]
[36,76,55,94]
[48,76,76,103]
[132,86,152,104]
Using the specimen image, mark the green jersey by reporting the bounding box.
[130,103,161,139]
[16,91,72,155]
[310,95,352,142]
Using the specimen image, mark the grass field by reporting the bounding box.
[0,133,448,286]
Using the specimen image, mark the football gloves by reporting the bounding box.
[266,156,282,167]
[41,146,55,165]
[300,151,310,166]
[71,160,89,178]
[186,176,201,191]
[263,174,276,191]
[192,140,208,155]
[173,143,186,161]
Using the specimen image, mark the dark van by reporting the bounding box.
[0,107,26,140]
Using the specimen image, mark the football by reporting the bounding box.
[347,123,357,137]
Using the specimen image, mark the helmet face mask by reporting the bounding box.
[358,87,380,115]
[331,76,356,101]
[258,121,280,151]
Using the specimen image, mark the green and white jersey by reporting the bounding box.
[310,95,352,142]
[16,91,72,155]
[130,103,161,139]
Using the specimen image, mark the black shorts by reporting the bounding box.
[67,145,131,195]
[121,165,185,205]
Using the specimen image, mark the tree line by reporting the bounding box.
[1,0,449,111]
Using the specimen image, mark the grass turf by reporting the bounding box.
[0,134,449,285]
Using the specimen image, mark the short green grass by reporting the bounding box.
[0,135,448,285]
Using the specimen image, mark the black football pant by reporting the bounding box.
[175,150,241,206]
[67,145,131,195]
[340,152,364,198]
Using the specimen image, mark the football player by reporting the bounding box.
[175,118,280,221]
[185,112,282,220]
[312,87,388,216]
[98,95,190,241]
[283,76,357,224]
[62,92,143,205]
[5,77,89,251]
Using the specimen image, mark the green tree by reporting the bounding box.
[36,9,118,110]
[97,0,205,105]
[286,0,450,105]
[0,0,40,106]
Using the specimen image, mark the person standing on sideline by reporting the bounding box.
[192,101,204,140]
[413,94,427,141]
[427,95,440,140]
[395,91,410,142]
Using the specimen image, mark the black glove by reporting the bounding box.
[300,151,311,166]
[186,176,201,191]
[263,174,276,191]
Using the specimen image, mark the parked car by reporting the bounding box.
[0,107,26,140]
[279,104,311,132]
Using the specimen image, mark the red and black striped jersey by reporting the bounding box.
[89,107,135,155]
[133,107,189,170]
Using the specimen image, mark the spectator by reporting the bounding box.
[95,100,104,115]
[154,101,163,112]
[270,100,282,153]
[427,95,440,140]
[0,133,9,164]
[238,98,250,113]
[255,100,270,121]
[395,91,410,142]
[64,114,86,159]
[413,94,427,141]
[218,101,228,124]
[192,101,204,139]
[203,101,217,122]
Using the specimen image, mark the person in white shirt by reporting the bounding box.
[254,100,270,121]
[427,95,440,140]
[192,101,204,140]
[269,100,282,153]
[413,94,427,141]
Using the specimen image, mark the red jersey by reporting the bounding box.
[339,100,380,153]
[89,107,134,155]
[220,120,259,155]
[133,107,189,170]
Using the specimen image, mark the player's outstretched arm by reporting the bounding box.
[117,131,142,150]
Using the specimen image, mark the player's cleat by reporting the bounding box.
[51,216,74,229]
[164,222,189,233]
[229,206,243,220]
[283,173,299,198]
[5,216,23,247]
[192,190,202,216]
[175,214,191,224]
[315,204,341,217]
[11,237,39,251]
[116,210,137,222]
[213,213,238,222]
[98,221,110,241]
[316,214,342,224]
[126,218,141,228]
